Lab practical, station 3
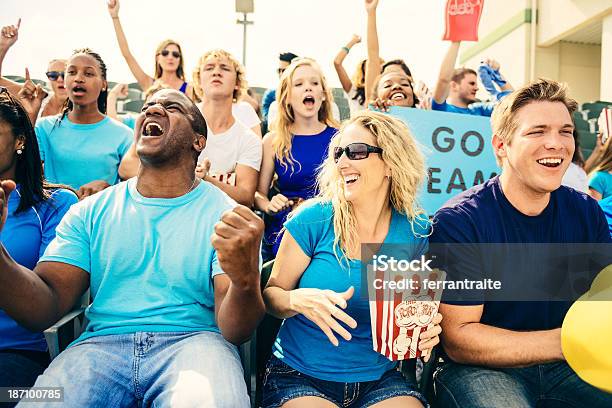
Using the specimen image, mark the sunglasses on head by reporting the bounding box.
[46,71,65,81]
[160,50,181,58]
[333,143,383,163]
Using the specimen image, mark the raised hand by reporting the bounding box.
[0,18,21,49]
[0,180,17,233]
[365,0,379,13]
[349,34,362,46]
[484,58,501,72]
[211,205,264,287]
[77,180,111,200]
[266,193,294,215]
[369,97,392,112]
[415,81,433,110]
[195,158,211,179]
[17,68,48,121]
[109,83,129,99]
[107,0,120,18]
[289,286,357,346]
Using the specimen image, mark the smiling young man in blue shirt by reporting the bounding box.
[431,79,612,407]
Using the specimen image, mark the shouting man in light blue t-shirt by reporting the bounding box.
[0,89,264,407]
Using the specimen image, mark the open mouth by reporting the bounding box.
[536,158,563,168]
[72,85,86,96]
[143,121,164,137]
[344,174,360,185]
[303,95,315,107]
[390,91,406,100]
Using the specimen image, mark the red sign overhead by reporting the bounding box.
[443,0,485,42]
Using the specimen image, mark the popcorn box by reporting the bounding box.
[368,265,446,361]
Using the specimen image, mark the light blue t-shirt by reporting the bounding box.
[273,201,430,382]
[40,178,236,344]
[589,171,612,199]
[0,186,77,351]
[600,195,612,237]
[35,115,133,190]
[120,114,138,129]
[432,99,495,117]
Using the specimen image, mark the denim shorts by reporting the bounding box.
[262,355,428,408]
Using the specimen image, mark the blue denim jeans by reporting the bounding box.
[262,355,427,408]
[17,331,249,408]
[434,361,612,407]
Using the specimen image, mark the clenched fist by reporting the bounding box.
[211,205,264,288]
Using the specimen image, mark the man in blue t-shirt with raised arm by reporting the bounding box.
[432,41,514,117]
[0,89,264,407]
[430,79,612,407]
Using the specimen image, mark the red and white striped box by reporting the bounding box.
[368,267,445,361]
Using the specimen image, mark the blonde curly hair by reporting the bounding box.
[192,49,248,102]
[316,110,430,261]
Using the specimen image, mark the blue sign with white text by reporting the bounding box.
[388,106,499,214]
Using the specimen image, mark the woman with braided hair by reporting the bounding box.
[34,49,132,199]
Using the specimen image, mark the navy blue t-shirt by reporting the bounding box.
[430,176,611,331]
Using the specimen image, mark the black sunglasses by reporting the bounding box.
[160,50,181,58]
[46,71,65,81]
[333,143,383,162]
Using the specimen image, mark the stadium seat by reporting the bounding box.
[106,81,118,91]
[339,105,351,121]
[128,82,142,91]
[331,87,345,99]
[123,99,145,113]
[582,102,611,120]
[4,75,24,83]
[573,112,590,132]
[43,290,90,360]
[578,131,598,152]
[127,88,143,101]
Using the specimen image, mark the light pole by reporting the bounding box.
[235,0,254,67]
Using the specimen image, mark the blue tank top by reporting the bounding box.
[264,126,337,255]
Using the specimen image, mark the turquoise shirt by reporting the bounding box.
[589,171,612,199]
[273,200,430,382]
[40,178,235,343]
[432,99,495,117]
[35,115,133,189]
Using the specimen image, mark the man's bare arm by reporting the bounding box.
[440,303,564,367]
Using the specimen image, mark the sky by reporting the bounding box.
[1,0,449,90]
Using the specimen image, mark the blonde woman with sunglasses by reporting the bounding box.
[107,0,193,98]
[262,111,441,408]
[0,19,68,121]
